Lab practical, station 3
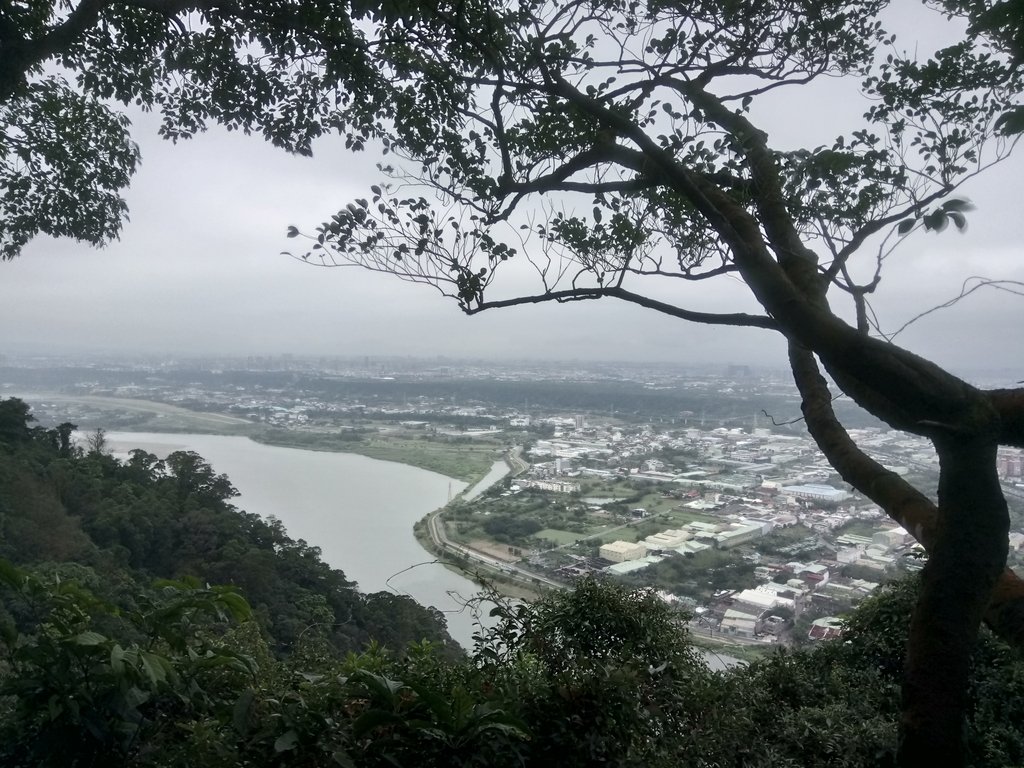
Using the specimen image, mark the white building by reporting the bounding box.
[720,608,759,637]
[600,540,647,563]
[873,527,910,549]
[519,479,581,493]
[643,529,692,551]
[780,483,850,503]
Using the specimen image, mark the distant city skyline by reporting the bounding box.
[4,349,1023,390]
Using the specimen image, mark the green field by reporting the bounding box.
[536,528,584,545]
[255,430,501,482]
[837,519,885,538]
[24,395,503,483]
[20,394,260,435]
[654,507,721,527]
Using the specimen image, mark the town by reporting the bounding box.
[6,353,1024,651]
[439,412,1024,649]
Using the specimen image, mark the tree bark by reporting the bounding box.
[990,388,1024,448]
[788,344,1024,647]
[898,437,1008,768]
[789,343,1016,766]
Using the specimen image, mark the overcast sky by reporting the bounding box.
[1,7,1022,378]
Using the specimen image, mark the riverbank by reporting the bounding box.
[252,428,500,483]
[412,451,560,601]
[413,518,544,601]
[14,393,504,484]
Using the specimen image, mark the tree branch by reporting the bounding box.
[788,342,939,545]
[467,286,778,329]
[536,71,1001,443]
[789,342,1024,647]
[989,388,1024,449]
[0,0,226,102]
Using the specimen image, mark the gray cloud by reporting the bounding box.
[2,11,1022,377]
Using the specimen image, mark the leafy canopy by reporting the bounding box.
[292,0,1022,327]
[0,0,403,260]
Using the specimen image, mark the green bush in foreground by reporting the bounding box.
[2,569,1023,767]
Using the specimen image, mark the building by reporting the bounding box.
[836,533,874,547]
[720,608,759,637]
[600,540,647,563]
[519,478,581,493]
[998,449,1024,479]
[643,529,692,551]
[796,563,830,585]
[872,527,910,549]
[808,617,845,641]
[605,555,663,575]
[780,483,850,503]
[713,521,770,549]
[674,540,711,555]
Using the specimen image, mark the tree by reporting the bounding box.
[84,427,107,456]
[0,0,403,260]
[477,578,707,767]
[289,3,1024,764]
[0,397,38,444]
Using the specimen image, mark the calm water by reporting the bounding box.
[106,432,490,646]
[463,459,510,501]
[103,432,739,666]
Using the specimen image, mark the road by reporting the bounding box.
[426,498,565,591]
[687,623,776,647]
[506,445,529,475]
[424,446,565,591]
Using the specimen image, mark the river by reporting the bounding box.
[103,432,741,667]
[105,432,493,647]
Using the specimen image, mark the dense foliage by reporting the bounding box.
[0,398,457,658]
[0,0,408,260]
[3,552,1024,767]
[2,396,1023,766]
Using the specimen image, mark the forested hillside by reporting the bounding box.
[2,401,1024,766]
[0,398,456,656]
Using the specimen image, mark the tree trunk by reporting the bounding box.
[788,344,1013,764]
[897,438,1009,768]
[788,345,1024,645]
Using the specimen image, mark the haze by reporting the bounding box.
[1,7,1022,378]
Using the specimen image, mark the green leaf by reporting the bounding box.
[995,106,1024,136]
[352,709,408,738]
[274,730,299,753]
[232,689,256,736]
[214,589,252,620]
[923,210,947,232]
[72,630,107,646]
[139,651,170,685]
[940,198,973,213]
[0,619,17,647]
[0,559,26,589]
[896,219,915,236]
